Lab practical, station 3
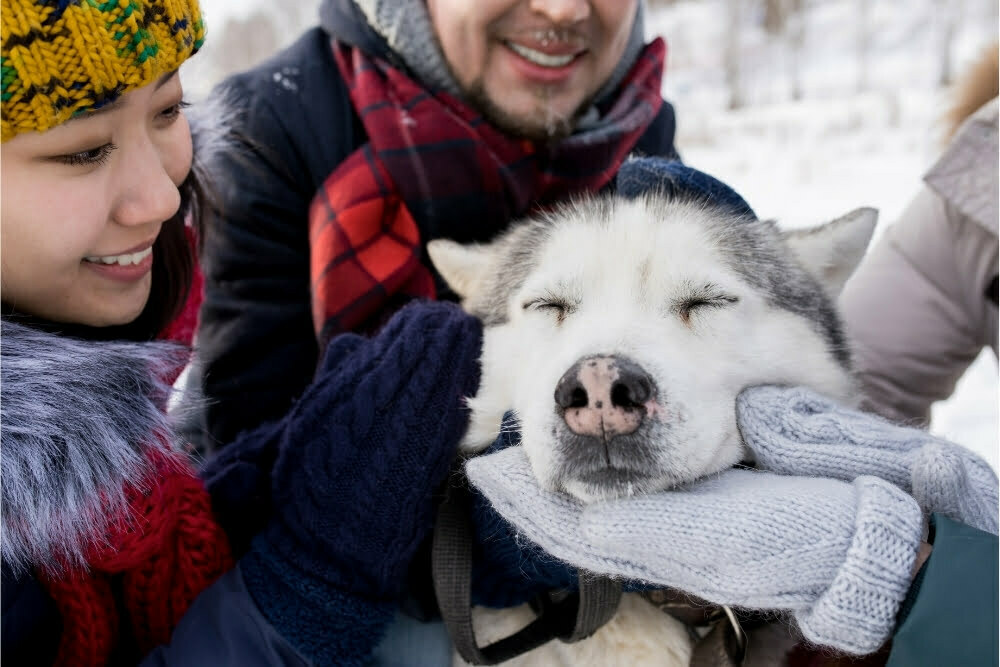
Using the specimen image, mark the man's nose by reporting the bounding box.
[529,0,591,25]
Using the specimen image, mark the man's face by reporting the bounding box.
[427,0,640,140]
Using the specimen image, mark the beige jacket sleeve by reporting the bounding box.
[839,99,999,425]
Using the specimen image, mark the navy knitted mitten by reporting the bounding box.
[241,301,483,665]
[201,416,286,555]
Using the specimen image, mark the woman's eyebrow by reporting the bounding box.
[154,69,180,90]
[63,70,179,124]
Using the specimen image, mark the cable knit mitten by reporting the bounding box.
[242,300,483,665]
[467,446,924,656]
[200,416,289,554]
[737,385,999,534]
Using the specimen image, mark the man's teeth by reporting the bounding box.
[508,42,575,67]
[84,246,153,266]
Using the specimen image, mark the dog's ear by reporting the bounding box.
[782,207,878,296]
[427,239,492,299]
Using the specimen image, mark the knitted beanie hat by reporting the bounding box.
[1,0,205,142]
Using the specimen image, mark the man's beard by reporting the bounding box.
[462,79,593,143]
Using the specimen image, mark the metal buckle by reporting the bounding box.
[699,605,747,663]
[644,591,749,665]
[719,605,748,664]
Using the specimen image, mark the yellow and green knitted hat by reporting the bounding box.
[1,0,205,142]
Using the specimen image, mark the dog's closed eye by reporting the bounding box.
[523,296,576,324]
[674,288,739,323]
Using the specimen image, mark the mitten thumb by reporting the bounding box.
[793,476,922,655]
[911,440,999,535]
[737,385,910,487]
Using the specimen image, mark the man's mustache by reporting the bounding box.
[500,26,590,50]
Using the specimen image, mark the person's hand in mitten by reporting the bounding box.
[240,301,483,665]
[467,446,923,656]
[737,385,998,534]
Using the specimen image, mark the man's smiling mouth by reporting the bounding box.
[505,41,580,68]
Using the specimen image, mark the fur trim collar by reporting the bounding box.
[1,320,187,575]
[925,97,999,235]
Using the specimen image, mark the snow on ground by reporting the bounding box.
[189,0,997,469]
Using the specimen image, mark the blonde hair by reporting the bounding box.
[943,41,998,143]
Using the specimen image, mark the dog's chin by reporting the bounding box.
[551,436,749,502]
[541,421,678,502]
[527,410,750,502]
[560,468,683,503]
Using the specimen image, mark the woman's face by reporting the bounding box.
[1,72,192,327]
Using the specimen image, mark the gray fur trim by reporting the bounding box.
[1,320,187,575]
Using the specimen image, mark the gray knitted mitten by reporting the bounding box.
[466,447,923,655]
[737,385,999,534]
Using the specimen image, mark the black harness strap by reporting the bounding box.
[432,474,622,665]
[561,574,623,643]
[985,274,998,307]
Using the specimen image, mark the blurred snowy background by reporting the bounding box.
[185,0,998,469]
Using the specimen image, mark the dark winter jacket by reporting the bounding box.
[3,564,308,666]
[185,0,680,452]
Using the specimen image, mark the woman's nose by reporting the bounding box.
[111,139,182,228]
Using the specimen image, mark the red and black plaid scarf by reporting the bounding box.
[309,38,666,344]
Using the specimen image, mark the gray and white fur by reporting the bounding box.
[1,320,188,575]
[429,192,877,666]
[429,194,877,502]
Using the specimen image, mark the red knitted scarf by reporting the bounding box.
[40,450,233,666]
[309,39,665,344]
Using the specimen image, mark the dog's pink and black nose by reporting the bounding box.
[554,355,655,439]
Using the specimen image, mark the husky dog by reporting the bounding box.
[428,191,877,666]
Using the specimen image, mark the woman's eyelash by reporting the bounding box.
[51,99,186,167]
[55,143,118,167]
[159,99,190,121]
